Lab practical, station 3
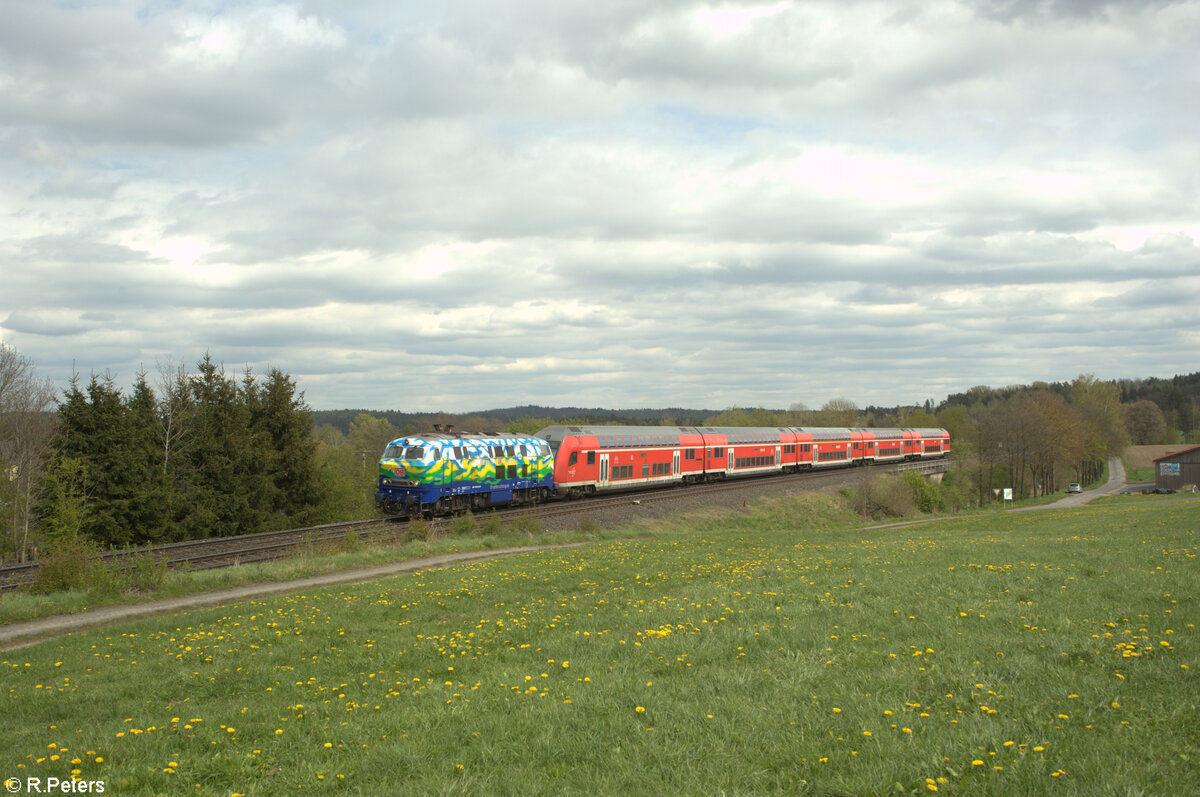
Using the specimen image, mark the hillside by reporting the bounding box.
[1124,444,1192,469]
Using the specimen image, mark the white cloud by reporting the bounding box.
[1,0,1197,411]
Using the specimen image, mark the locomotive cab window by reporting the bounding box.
[567,452,578,466]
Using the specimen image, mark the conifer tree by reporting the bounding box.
[126,372,170,541]
[255,367,324,524]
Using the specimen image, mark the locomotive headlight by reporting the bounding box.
[382,478,416,487]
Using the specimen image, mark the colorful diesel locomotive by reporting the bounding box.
[374,432,554,516]
[375,425,949,517]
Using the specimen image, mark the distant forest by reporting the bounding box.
[311,405,720,435]
[313,370,1200,440]
[942,371,1200,435]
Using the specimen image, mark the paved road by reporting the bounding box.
[1011,455,1129,511]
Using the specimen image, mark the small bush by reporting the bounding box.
[903,470,944,514]
[577,514,599,534]
[406,517,436,542]
[937,469,977,511]
[480,515,504,537]
[87,551,168,595]
[127,552,167,591]
[507,514,542,538]
[339,530,362,553]
[851,474,916,520]
[32,537,94,594]
[449,511,477,537]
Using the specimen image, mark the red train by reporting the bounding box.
[536,425,950,498]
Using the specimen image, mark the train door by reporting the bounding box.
[599,453,610,486]
[728,448,735,472]
[673,450,680,476]
[776,446,781,468]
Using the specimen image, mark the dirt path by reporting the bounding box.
[0,542,585,650]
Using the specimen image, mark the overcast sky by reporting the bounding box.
[2,0,1197,413]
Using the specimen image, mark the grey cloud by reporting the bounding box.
[970,0,1180,22]
[3,310,101,337]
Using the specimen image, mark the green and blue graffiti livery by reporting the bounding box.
[375,433,554,516]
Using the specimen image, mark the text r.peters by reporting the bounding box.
[7,778,105,794]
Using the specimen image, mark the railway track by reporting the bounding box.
[0,518,400,590]
[1,458,950,590]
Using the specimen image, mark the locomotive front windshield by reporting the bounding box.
[383,444,427,460]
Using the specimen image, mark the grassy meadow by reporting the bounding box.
[2,495,1197,795]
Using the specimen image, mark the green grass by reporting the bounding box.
[1122,459,1155,482]
[0,516,650,627]
[2,494,1197,795]
[1092,492,1199,505]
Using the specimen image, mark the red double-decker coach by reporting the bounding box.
[537,425,950,498]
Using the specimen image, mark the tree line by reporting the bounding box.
[1,348,343,563]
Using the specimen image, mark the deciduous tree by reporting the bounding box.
[0,343,57,562]
[1124,399,1168,445]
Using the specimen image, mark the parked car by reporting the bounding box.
[1067,483,1082,494]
